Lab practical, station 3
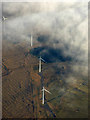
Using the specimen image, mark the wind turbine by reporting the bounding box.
[0,16,7,23]
[2,16,8,21]
[39,56,45,73]
[30,35,33,47]
[41,86,51,104]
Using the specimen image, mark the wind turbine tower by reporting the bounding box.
[42,86,51,104]
[39,56,45,73]
[30,35,33,47]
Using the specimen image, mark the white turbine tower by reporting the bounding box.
[39,56,45,73]
[41,86,51,104]
[30,35,33,47]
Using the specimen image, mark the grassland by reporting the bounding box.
[2,40,88,118]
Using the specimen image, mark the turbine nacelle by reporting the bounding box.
[39,56,45,62]
[42,87,51,94]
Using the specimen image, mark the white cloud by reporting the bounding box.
[3,2,88,67]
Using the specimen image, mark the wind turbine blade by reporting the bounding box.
[41,58,45,62]
[44,88,51,94]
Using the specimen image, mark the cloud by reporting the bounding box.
[3,2,88,76]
